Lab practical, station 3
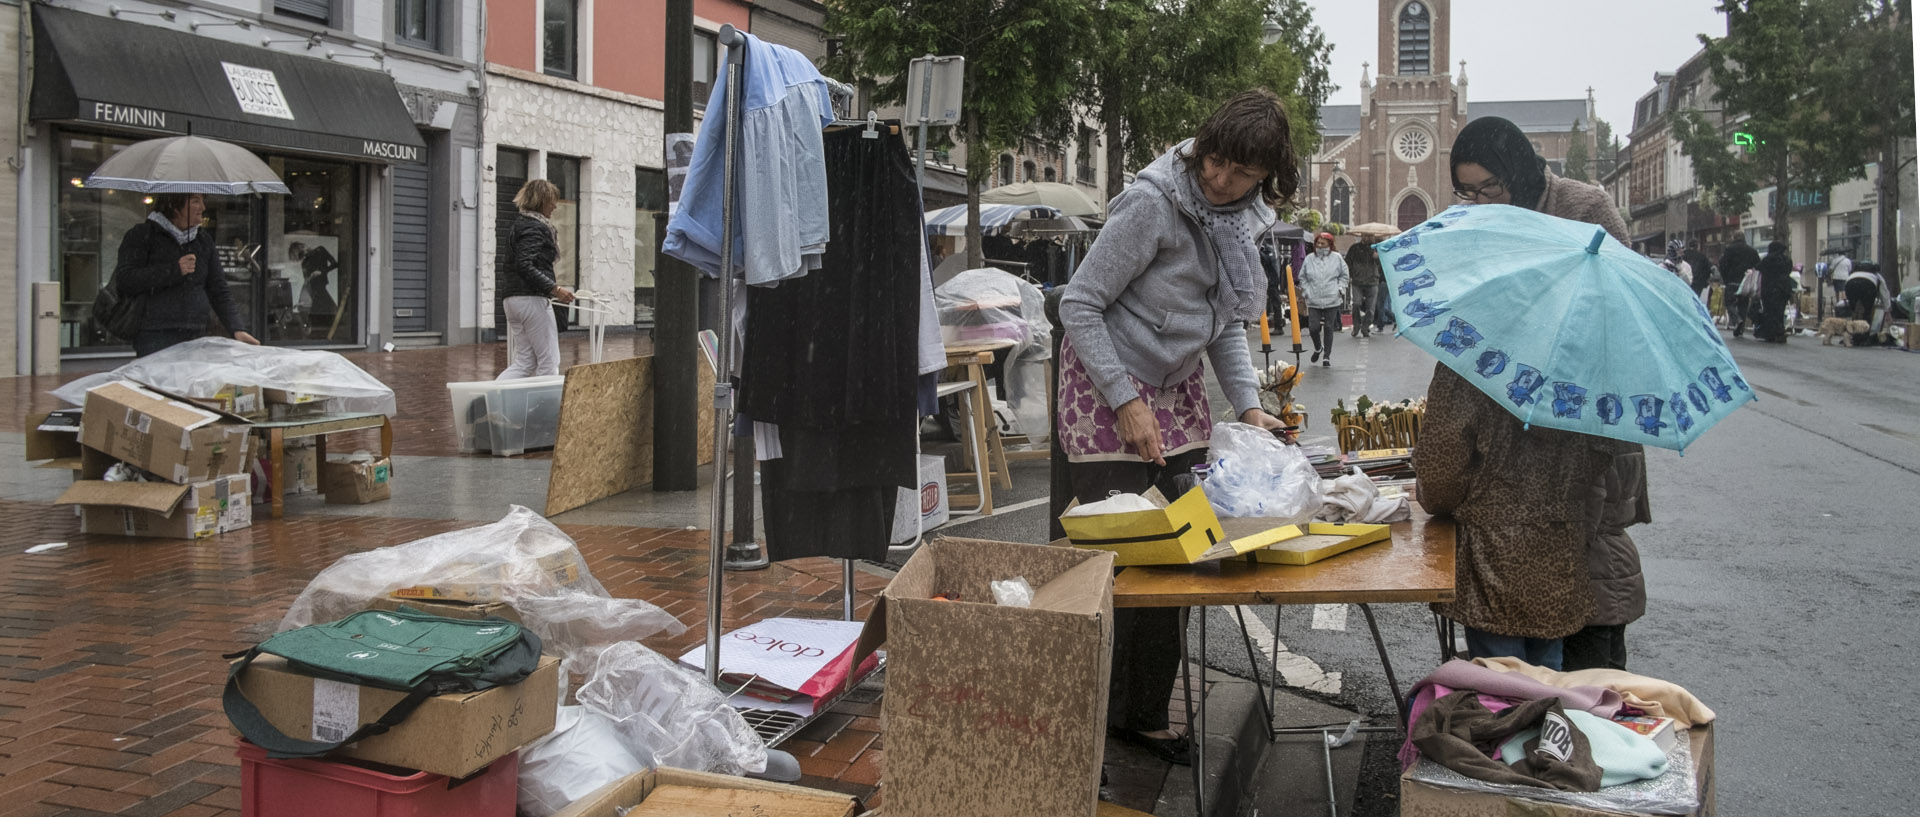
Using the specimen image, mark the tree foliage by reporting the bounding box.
[1564,122,1591,182]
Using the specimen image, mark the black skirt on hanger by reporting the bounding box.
[743,124,922,562]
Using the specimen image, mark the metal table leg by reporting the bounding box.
[1195,607,1208,814]
[1358,604,1408,730]
[1233,605,1275,740]
[1178,608,1202,815]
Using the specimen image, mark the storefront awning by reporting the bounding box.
[31,5,426,164]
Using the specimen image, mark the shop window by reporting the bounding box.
[395,0,440,50]
[1827,210,1872,262]
[544,0,577,79]
[547,154,584,327]
[635,167,668,326]
[56,131,361,350]
[693,30,719,106]
[275,0,332,25]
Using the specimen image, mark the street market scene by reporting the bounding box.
[0,0,1916,816]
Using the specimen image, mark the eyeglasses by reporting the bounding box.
[1453,179,1506,201]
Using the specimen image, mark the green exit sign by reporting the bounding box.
[1733,132,1762,153]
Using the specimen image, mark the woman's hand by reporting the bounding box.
[233,331,261,345]
[1116,399,1165,466]
[550,285,576,304]
[178,255,197,276]
[1238,407,1286,431]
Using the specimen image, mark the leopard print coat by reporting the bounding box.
[1416,364,1627,638]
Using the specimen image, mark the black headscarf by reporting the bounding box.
[1450,117,1549,211]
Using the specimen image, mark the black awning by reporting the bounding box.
[31,5,426,164]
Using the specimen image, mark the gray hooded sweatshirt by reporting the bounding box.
[1060,144,1269,419]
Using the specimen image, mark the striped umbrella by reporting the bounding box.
[923,203,1061,237]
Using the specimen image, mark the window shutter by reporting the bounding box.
[275,0,331,24]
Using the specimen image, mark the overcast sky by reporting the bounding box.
[1309,1,1730,135]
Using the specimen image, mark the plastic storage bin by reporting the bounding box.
[237,740,518,817]
[446,376,565,456]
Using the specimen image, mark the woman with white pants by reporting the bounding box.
[497,179,575,379]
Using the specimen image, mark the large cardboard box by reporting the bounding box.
[80,381,253,484]
[1400,723,1716,817]
[1058,485,1228,566]
[552,768,861,817]
[231,653,561,780]
[188,384,267,421]
[64,474,252,539]
[320,456,391,504]
[852,537,1115,817]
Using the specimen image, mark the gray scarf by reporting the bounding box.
[1169,151,1268,323]
[148,210,199,245]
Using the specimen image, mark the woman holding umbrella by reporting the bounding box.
[112,193,258,356]
[1057,89,1294,763]
[1415,116,1651,670]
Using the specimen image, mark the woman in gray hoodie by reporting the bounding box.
[1057,89,1296,764]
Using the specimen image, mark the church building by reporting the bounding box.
[1307,0,1600,231]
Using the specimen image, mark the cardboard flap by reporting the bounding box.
[25,413,84,462]
[1028,551,1117,615]
[55,480,191,515]
[139,382,255,426]
[89,381,226,431]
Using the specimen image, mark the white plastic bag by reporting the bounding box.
[277,506,685,659]
[1316,469,1410,524]
[52,336,397,415]
[1204,422,1323,522]
[990,576,1034,608]
[570,642,769,776]
[516,706,647,817]
[935,268,1053,441]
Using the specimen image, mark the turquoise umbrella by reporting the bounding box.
[1375,203,1754,452]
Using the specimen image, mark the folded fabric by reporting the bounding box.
[1425,659,1625,716]
[1499,709,1667,787]
[1472,657,1716,727]
[1411,690,1604,792]
[1398,681,1519,770]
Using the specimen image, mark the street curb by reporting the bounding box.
[1154,671,1269,817]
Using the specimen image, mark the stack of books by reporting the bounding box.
[1347,448,1416,486]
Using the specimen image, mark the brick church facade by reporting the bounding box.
[1306,0,1599,231]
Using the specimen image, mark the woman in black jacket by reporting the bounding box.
[496,179,574,379]
[113,193,258,356]
[1754,240,1795,343]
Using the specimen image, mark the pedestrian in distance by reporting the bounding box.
[111,192,260,356]
[1299,232,1348,366]
[1827,246,1853,305]
[1754,240,1794,343]
[1056,88,1296,765]
[1684,239,1714,302]
[1719,237,1761,338]
[1659,240,1691,286]
[1843,261,1893,337]
[1416,116,1642,671]
[1346,239,1382,338]
[497,178,575,380]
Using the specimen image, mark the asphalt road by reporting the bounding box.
[1192,325,1920,817]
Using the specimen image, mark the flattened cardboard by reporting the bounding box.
[552,768,861,817]
[853,537,1114,817]
[80,381,254,484]
[57,480,190,515]
[231,654,560,780]
[1250,522,1392,565]
[363,597,525,624]
[1058,485,1228,566]
[1399,723,1715,817]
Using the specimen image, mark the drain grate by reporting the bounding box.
[738,658,885,747]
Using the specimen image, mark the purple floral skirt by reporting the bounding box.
[1056,336,1213,463]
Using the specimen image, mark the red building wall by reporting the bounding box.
[486,0,539,73]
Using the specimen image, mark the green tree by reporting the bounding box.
[1823,0,1914,289]
[827,0,1094,267]
[1564,122,1591,182]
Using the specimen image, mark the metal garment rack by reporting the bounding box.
[703,25,869,745]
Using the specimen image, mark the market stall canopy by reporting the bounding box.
[979,181,1105,218]
[1008,215,1096,238]
[30,5,426,165]
[924,203,1062,237]
[86,135,291,195]
[1375,204,1753,452]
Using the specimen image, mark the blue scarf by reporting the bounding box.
[148,211,199,245]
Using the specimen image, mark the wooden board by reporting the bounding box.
[621,784,856,817]
[544,355,715,516]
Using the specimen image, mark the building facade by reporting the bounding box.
[1305,0,1597,232]
[9,0,488,373]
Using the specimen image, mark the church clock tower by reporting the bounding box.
[1378,0,1450,79]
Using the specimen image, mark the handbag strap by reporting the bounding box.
[221,646,436,759]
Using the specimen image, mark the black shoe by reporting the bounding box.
[1311,349,1321,362]
[1110,727,1192,765]
[1322,359,1331,367]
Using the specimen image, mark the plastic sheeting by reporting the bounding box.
[277,506,685,659]
[516,706,647,817]
[1407,729,1699,815]
[569,642,769,776]
[1204,422,1324,523]
[52,337,397,415]
[935,268,1053,440]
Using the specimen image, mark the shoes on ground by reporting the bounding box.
[1322,359,1331,367]
[1311,349,1321,362]
[1110,727,1192,766]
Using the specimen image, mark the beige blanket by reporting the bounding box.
[1473,657,1716,727]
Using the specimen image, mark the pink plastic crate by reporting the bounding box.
[237,740,518,817]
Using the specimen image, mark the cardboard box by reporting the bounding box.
[231,653,560,780]
[389,547,588,603]
[851,537,1114,817]
[1058,485,1228,566]
[253,442,319,500]
[263,387,324,404]
[1400,723,1715,817]
[553,768,861,817]
[24,411,84,471]
[363,596,524,624]
[55,449,251,539]
[1228,520,1392,565]
[320,456,391,504]
[80,381,253,484]
[188,384,267,421]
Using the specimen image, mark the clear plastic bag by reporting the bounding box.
[52,336,397,415]
[277,506,685,659]
[516,705,647,817]
[569,642,769,776]
[1204,422,1324,522]
[935,268,1054,440]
